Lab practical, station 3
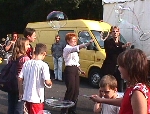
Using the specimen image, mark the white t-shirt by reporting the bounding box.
[19,59,51,103]
[63,44,80,67]
[100,104,120,114]
[100,93,123,114]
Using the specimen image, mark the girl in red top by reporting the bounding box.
[90,49,150,114]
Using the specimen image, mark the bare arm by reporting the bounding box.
[18,77,23,100]
[93,89,104,113]
[131,91,147,114]
[5,41,14,51]
[90,95,122,106]
[93,102,102,113]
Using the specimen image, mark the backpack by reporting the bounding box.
[0,55,24,92]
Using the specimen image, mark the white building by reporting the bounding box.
[102,0,150,59]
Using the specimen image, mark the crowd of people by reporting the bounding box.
[0,25,150,114]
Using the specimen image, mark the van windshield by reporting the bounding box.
[91,30,108,48]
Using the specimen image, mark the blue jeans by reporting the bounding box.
[53,57,63,80]
[7,92,24,114]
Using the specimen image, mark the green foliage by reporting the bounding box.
[0,0,103,37]
[0,0,24,36]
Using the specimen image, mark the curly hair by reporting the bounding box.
[11,37,29,60]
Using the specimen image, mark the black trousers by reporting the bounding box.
[61,66,79,113]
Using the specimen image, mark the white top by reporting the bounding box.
[18,59,51,103]
[100,93,123,114]
[100,104,120,114]
[63,44,80,67]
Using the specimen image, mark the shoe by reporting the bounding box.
[53,79,58,81]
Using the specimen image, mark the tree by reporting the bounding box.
[0,0,24,37]
[0,0,103,38]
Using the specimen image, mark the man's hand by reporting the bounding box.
[125,42,131,47]
[80,70,85,75]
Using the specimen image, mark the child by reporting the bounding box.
[18,43,52,114]
[7,37,30,114]
[90,49,150,114]
[93,75,121,114]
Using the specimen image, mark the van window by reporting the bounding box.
[91,30,109,48]
[58,30,74,46]
[78,31,94,50]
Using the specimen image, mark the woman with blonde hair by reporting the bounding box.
[101,26,131,92]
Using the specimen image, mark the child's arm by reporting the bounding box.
[93,89,103,113]
[93,102,102,113]
[90,95,122,106]
[18,77,23,100]
[42,63,53,88]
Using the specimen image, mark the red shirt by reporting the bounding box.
[17,56,30,75]
[119,83,150,114]
[26,44,33,59]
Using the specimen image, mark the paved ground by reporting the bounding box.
[44,79,97,114]
[0,64,98,114]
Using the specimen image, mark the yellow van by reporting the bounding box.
[26,19,111,87]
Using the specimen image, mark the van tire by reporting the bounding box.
[89,68,102,88]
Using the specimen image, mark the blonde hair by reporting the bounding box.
[99,75,117,90]
[11,37,29,60]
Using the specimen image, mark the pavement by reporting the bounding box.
[0,61,98,114]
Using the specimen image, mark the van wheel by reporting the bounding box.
[89,69,102,88]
